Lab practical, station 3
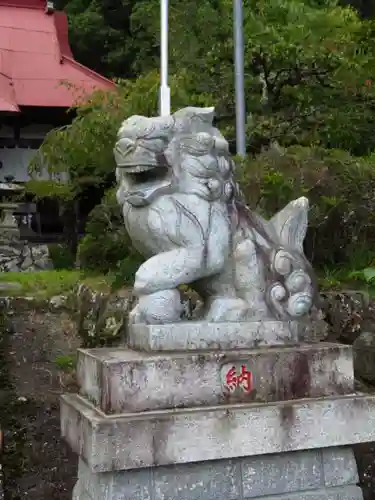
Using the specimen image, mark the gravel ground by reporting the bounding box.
[4,399,77,500]
[1,305,79,500]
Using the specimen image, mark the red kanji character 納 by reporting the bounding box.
[225,366,238,392]
[237,365,253,393]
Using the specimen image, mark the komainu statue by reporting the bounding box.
[114,107,317,325]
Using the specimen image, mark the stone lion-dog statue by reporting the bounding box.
[114,107,316,325]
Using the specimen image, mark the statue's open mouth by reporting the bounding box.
[124,164,169,186]
[119,163,172,206]
[114,140,174,206]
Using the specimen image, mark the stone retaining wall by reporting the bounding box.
[74,447,361,500]
[0,231,52,272]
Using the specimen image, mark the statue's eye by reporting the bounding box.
[115,139,136,157]
[138,138,166,152]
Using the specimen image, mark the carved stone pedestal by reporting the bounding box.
[61,321,375,500]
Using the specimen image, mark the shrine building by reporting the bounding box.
[0,0,115,240]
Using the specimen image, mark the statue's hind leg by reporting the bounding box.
[204,296,250,322]
[197,273,252,322]
[129,289,183,325]
[200,234,271,322]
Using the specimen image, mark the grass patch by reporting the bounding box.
[0,266,370,299]
[55,354,76,372]
[317,265,375,293]
[0,270,113,299]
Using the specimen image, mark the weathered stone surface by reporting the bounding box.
[181,295,329,341]
[241,449,323,497]
[0,282,22,291]
[128,320,310,351]
[71,447,361,500]
[243,447,359,497]
[0,229,52,272]
[322,447,359,487]
[321,290,370,344]
[258,486,363,499]
[0,245,19,257]
[353,331,375,383]
[153,459,240,500]
[78,343,354,413]
[299,306,329,343]
[0,207,52,272]
[75,284,135,347]
[61,393,375,472]
[21,255,33,270]
[115,107,316,326]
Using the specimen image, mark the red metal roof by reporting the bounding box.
[0,0,115,112]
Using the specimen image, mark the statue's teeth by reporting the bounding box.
[126,165,152,173]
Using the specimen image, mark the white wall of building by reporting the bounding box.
[0,124,67,183]
[0,147,42,182]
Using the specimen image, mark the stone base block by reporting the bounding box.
[61,392,375,472]
[72,447,362,500]
[78,343,353,413]
[128,320,307,351]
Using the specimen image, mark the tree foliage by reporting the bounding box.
[28,0,375,271]
[130,0,375,153]
[54,0,138,78]
[28,70,211,201]
[238,146,375,268]
[53,0,375,153]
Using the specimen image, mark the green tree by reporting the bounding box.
[27,73,156,253]
[131,0,235,130]
[54,0,137,78]
[56,0,375,154]
[56,0,233,121]
[131,0,375,154]
[26,71,211,253]
[242,0,375,153]
[341,0,375,19]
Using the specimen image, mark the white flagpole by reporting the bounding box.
[159,0,171,116]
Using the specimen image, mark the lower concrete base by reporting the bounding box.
[61,393,375,472]
[72,447,362,500]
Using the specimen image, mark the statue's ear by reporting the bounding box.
[173,107,215,126]
[269,197,309,252]
[196,107,215,123]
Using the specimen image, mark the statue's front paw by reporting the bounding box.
[286,292,313,318]
[134,266,155,295]
[128,303,142,325]
[268,269,314,319]
[132,290,183,324]
[285,270,313,317]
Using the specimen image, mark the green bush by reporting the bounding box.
[78,189,142,274]
[55,354,76,372]
[110,255,144,292]
[78,146,375,280]
[48,243,76,270]
[238,146,375,270]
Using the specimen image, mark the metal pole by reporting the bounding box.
[159,0,171,116]
[233,0,246,156]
